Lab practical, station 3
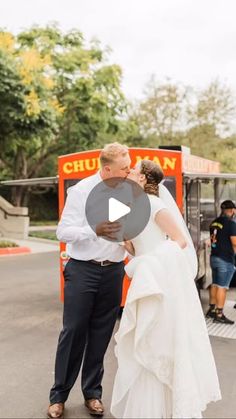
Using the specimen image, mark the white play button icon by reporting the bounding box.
[85,177,151,242]
[108,198,131,222]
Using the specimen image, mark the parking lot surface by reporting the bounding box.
[0,252,236,418]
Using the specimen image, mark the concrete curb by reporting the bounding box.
[0,246,31,256]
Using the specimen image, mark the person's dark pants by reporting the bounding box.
[49,259,124,404]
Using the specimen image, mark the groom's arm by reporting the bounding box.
[57,185,122,243]
[56,186,96,243]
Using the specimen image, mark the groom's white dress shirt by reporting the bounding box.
[56,172,126,262]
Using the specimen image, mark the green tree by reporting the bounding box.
[187,80,236,137]
[214,135,236,172]
[134,76,189,145]
[129,78,236,172]
[0,31,60,205]
[0,25,128,205]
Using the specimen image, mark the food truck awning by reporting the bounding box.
[183,173,236,181]
[1,173,236,186]
[0,176,58,186]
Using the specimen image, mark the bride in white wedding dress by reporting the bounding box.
[111,160,221,419]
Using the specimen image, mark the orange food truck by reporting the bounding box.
[58,146,236,302]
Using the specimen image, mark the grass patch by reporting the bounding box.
[0,240,19,248]
[30,220,58,226]
[29,231,57,241]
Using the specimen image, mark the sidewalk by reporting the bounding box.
[0,236,59,254]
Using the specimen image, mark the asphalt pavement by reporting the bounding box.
[0,251,236,418]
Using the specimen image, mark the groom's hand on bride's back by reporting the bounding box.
[96,221,121,240]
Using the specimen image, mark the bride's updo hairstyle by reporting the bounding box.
[140,160,164,196]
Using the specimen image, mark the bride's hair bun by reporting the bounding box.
[140,160,164,196]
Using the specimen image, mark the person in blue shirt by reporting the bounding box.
[206,200,236,324]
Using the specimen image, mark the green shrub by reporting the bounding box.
[0,241,19,248]
[29,231,57,241]
[30,220,57,226]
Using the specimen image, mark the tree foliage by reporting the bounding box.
[131,77,236,172]
[0,25,129,204]
[0,26,236,208]
[135,77,188,144]
[188,81,236,137]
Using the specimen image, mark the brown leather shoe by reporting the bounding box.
[47,403,64,419]
[85,399,104,416]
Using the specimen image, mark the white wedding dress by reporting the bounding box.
[111,191,221,419]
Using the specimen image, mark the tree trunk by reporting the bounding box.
[11,186,26,206]
[10,146,28,206]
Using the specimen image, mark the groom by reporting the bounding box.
[47,143,131,419]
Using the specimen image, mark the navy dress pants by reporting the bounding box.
[49,258,124,404]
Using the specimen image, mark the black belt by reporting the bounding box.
[89,259,120,266]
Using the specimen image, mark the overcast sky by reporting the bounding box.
[1,0,236,100]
